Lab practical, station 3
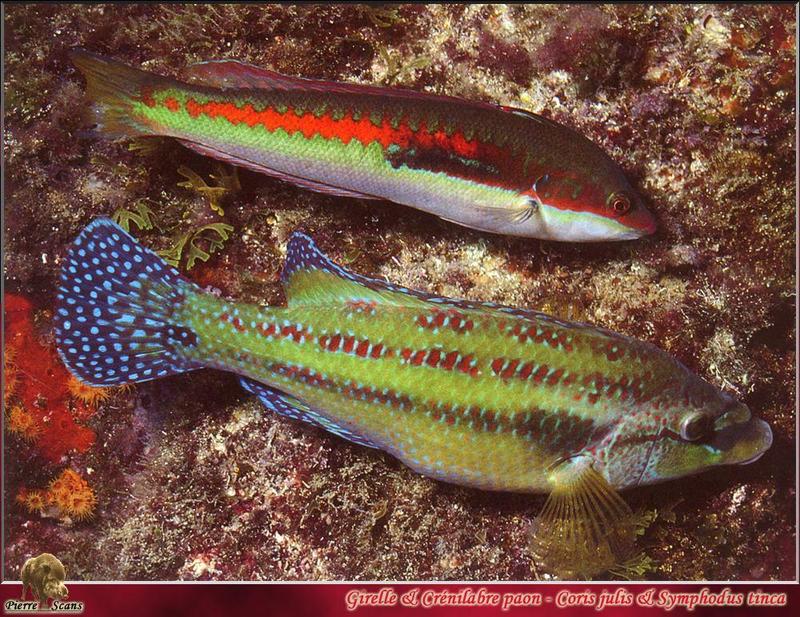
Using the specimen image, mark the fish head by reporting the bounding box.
[621,379,773,487]
[528,165,657,242]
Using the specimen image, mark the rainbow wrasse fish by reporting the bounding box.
[56,219,769,575]
[70,50,656,243]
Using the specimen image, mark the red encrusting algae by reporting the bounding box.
[3,293,96,462]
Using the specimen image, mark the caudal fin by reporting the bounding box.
[70,49,163,138]
[55,218,203,386]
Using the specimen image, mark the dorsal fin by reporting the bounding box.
[280,233,578,329]
[281,232,426,308]
[184,60,309,90]
[183,60,505,113]
[280,232,597,331]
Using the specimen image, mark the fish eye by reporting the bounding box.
[680,413,714,442]
[608,193,632,216]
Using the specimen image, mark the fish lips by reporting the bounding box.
[711,416,773,466]
[610,217,656,242]
[630,213,658,237]
[618,200,657,238]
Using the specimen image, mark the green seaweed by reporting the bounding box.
[378,47,431,84]
[209,164,241,193]
[158,223,234,270]
[632,508,659,537]
[111,201,157,233]
[339,246,362,265]
[363,6,400,29]
[609,553,657,580]
[127,137,164,156]
[606,509,659,580]
[176,165,239,216]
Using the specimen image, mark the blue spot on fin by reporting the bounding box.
[239,377,378,450]
[54,217,203,387]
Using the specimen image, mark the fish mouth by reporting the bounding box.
[714,416,773,466]
[619,207,657,238]
[615,229,649,241]
[735,419,773,465]
[615,217,657,240]
[633,218,657,237]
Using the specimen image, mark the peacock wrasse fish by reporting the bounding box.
[54,219,768,576]
[70,50,656,243]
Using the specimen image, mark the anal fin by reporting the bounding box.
[239,377,378,449]
[529,456,636,579]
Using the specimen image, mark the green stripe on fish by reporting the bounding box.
[55,219,771,577]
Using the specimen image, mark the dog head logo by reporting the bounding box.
[20,553,68,609]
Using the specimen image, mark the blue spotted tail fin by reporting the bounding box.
[55,218,203,386]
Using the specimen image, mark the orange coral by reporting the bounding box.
[6,405,42,441]
[66,374,111,409]
[16,488,48,514]
[4,367,19,405]
[47,469,97,521]
[4,343,19,404]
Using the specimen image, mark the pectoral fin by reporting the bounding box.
[474,201,538,226]
[529,456,635,579]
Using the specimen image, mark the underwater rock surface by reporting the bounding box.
[3,4,795,580]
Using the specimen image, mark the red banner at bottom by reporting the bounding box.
[1,583,797,617]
